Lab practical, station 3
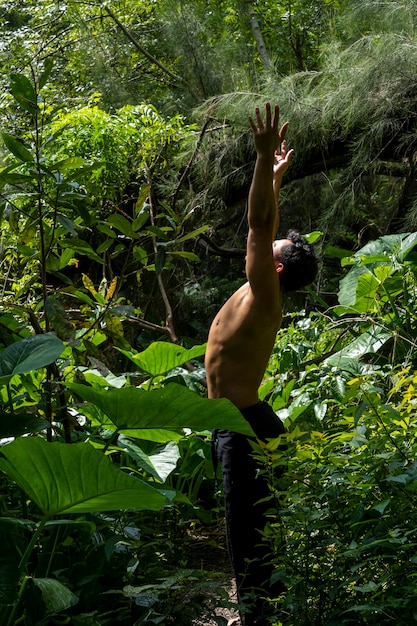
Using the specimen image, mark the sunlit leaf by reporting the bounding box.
[174,225,208,244]
[106,277,117,300]
[33,578,78,616]
[119,341,206,376]
[82,273,97,296]
[66,382,254,438]
[118,437,180,482]
[304,230,323,244]
[325,326,391,366]
[0,438,171,516]
[169,251,200,261]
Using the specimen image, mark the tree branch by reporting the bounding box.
[146,170,178,343]
[195,232,245,258]
[172,117,213,212]
[104,7,197,99]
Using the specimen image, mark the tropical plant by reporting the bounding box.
[257,231,417,625]
[0,70,251,624]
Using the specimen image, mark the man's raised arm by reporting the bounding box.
[272,130,294,238]
[247,103,280,237]
[248,104,294,239]
[246,104,294,295]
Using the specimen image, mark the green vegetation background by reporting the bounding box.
[1,1,417,624]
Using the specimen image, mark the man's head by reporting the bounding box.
[273,229,318,292]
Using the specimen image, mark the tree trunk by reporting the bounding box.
[244,1,272,69]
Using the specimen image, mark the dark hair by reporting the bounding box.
[274,229,318,292]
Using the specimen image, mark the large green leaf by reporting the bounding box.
[67,382,254,438]
[1,133,33,162]
[0,333,64,385]
[337,232,417,311]
[0,438,171,516]
[340,270,382,313]
[119,341,206,376]
[32,578,78,616]
[325,326,391,366]
[10,73,38,114]
[353,232,417,262]
[118,437,180,482]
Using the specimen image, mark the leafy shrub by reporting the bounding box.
[259,233,417,625]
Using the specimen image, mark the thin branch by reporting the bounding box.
[104,7,197,99]
[127,315,171,336]
[146,170,178,344]
[172,117,212,211]
[195,232,246,259]
[244,1,272,69]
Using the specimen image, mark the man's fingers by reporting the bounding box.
[286,148,295,163]
[256,106,264,130]
[279,121,289,140]
[248,115,257,132]
[265,102,272,128]
[249,103,283,134]
[272,104,279,130]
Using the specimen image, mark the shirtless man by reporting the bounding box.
[205,103,317,625]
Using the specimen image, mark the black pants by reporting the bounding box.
[215,401,286,626]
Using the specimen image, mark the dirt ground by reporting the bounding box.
[193,577,241,626]
[185,520,242,626]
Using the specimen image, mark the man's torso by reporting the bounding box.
[205,281,282,409]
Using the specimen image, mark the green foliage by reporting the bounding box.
[250,232,417,624]
[47,103,191,208]
[0,333,63,385]
[257,0,341,72]
[0,438,172,516]
[3,3,417,625]
[0,69,230,625]
[263,366,417,624]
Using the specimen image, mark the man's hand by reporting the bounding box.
[248,103,280,158]
[273,135,294,182]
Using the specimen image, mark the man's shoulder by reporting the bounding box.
[233,282,282,329]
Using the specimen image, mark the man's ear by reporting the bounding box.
[275,262,285,275]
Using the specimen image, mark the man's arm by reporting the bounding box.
[247,103,279,236]
[272,132,294,237]
[246,104,293,296]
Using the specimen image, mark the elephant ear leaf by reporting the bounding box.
[0,438,171,517]
[0,334,64,385]
[66,382,255,440]
[325,326,391,370]
[119,341,206,376]
[336,232,417,314]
